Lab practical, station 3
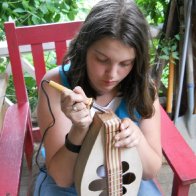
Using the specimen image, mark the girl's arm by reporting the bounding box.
[37,67,92,187]
[136,98,162,179]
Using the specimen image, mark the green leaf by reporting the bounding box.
[175,34,180,41]
[54,14,61,22]
[171,44,177,51]
[24,75,36,88]
[160,55,169,60]
[31,15,40,24]
[46,3,56,12]
[40,4,48,14]
[162,47,169,55]
[13,8,26,13]
[172,52,179,60]
[2,2,9,9]
[67,10,77,20]
[22,1,30,10]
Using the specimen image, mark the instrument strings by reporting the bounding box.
[105,116,122,196]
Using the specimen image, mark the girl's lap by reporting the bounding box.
[34,168,161,196]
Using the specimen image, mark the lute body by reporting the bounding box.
[74,111,142,196]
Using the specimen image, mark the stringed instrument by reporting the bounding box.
[74,110,143,196]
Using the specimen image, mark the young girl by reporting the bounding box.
[34,0,162,195]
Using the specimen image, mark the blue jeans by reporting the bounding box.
[33,168,77,196]
[34,168,162,196]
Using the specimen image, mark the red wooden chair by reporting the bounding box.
[1,21,196,195]
[1,21,81,195]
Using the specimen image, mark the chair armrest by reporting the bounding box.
[160,106,196,195]
[0,102,30,195]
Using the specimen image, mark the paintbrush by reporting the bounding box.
[46,80,107,113]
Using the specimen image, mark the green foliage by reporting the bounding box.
[159,34,180,89]
[159,34,180,62]
[149,38,160,67]
[24,74,38,110]
[5,76,15,103]
[161,64,169,89]
[136,0,169,25]
[0,0,90,41]
[0,56,7,73]
[150,34,180,90]
[6,74,38,111]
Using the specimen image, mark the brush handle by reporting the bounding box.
[166,55,175,114]
[186,34,194,114]
[48,80,93,108]
[49,80,72,94]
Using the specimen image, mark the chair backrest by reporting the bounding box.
[4,21,82,104]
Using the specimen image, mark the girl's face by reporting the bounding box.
[86,37,135,95]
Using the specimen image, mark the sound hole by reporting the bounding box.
[88,161,136,195]
[97,165,106,178]
[122,161,136,184]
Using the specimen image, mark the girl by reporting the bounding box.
[34,0,162,195]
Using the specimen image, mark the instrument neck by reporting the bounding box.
[105,119,122,196]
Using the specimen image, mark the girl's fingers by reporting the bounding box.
[73,86,88,102]
[71,102,86,112]
[71,107,89,119]
[61,86,87,106]
[115,118,132,140]
[60,86,89,117]
[114,118,141,148]
[71,108,92,130]
[120,118,130,130]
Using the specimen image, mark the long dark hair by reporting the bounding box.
[62,0,156,120]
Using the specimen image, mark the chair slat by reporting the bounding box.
[15,21,82,45]
[55,41,67,65]
[31,44,46,87]
[4,22,28,104]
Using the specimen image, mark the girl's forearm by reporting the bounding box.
[137,134,162,179]
[46,126,88,187]
[47,145,78,187]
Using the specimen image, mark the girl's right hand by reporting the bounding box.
[60,86,93,133]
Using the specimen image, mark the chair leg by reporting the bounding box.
[25,118,34,170]
[172,175,190,196]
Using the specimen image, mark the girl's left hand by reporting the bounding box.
[114,118,142,148]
